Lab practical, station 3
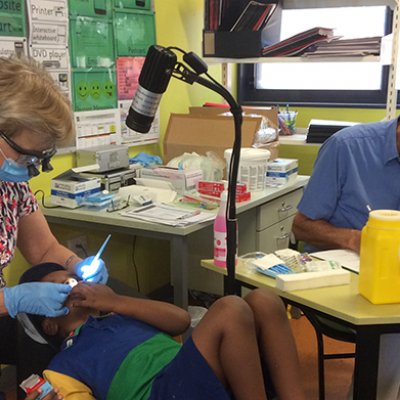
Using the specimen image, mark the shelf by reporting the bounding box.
[282,0,397,9]
[204,55,380,64]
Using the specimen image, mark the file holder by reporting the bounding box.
[203,30,264,58]
[202,0,282,58]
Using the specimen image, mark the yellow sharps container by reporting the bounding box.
[359,209,400,304]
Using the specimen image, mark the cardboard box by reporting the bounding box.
[189,105,279,129]
[266,158,298,187]
[51,169,101,209]
[164,110,279,165]
[140,167,203,195]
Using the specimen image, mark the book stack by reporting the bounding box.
[203,0,281,58]
[303,36,382,58]
[262,27,335,57]
[306,119,359,144]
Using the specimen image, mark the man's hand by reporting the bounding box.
[69,282,118,312]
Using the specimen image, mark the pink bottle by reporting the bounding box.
[214,191,228,267]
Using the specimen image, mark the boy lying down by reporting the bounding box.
[19,263,305,400]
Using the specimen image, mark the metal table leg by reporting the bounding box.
[170,235,188,309]
[353,326,381,400]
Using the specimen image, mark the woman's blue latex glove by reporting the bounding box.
[75,256,109,284]
[3,282,72,318]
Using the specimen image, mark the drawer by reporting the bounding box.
[256,216,295,254]
[257,188,303,231]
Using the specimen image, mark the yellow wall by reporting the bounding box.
[280,107,390,176]
[6,0,223,290]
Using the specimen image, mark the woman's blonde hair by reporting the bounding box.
[0,56,74,147]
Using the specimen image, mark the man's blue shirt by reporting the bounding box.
[298,118,400,231]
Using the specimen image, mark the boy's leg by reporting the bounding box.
[191,295,267,400]
[244,289,305,400]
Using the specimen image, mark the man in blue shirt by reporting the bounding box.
[292,117,400,398]
[292,118,400,253]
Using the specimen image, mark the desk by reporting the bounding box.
[43,176,309,309]
[201,260,400,400]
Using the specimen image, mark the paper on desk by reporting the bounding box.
[120,203,214,227]
[310,249,360,273]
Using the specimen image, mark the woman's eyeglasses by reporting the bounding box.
[0,131,57,177]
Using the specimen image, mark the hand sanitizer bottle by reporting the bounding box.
[214,191,228,268]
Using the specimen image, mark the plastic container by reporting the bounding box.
[359,209,400,304]
[224,148,270,192]
[214,190,228,268]
[188,306,208,328]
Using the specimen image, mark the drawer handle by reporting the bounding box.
[275,232,290,241]
[278,204,293,213]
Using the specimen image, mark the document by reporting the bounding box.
[310,249,360,274]
[121,203,215,227]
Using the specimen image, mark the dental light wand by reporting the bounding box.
[83,234,112,281]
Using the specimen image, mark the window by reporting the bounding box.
[238,6,392,107]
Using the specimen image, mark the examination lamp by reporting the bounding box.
[126,45,242,295]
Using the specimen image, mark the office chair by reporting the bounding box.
[302,310,356,400]
[288,238,356,400]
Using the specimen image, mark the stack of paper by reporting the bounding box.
[121,203,215,227]
[303,36,382,58]
[262,27,335,57]
[310,249,360,274]
[306,119,359,144]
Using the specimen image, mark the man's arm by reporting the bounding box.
[292,212,361,253]
[71,283,191,336]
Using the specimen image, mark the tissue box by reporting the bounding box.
[266,158,298,186]
[276,269,351,291]
[51,170,101,209]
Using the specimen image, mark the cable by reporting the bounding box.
[34,189,59,209]
[131,236,141,293]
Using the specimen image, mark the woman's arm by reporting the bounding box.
[292,212,361,253]
[71,283,191,336]
[17,209,81,272]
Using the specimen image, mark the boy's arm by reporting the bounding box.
[43,370,95,399]
[71,283,191,336]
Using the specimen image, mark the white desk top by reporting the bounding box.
[201,260,400,326]
[43,176,309,237]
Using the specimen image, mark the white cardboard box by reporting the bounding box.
[51,170,101,208]
[266,158,298,186]
[140,167,203,194]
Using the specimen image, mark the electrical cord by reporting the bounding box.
[34,189,59,209]
[131,236,141,293]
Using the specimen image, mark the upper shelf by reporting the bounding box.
[282,0,397,9]
[204,55,381,64]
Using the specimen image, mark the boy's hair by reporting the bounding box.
[18,263,66,349]
[0,56,74,146]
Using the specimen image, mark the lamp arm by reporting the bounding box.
[172,62,242,294]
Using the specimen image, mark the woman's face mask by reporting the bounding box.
[0,147,31,182]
